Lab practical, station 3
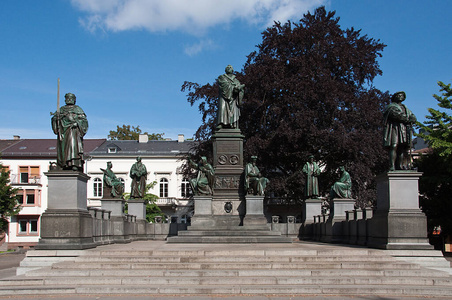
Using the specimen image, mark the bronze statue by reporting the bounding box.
[100,161,124,198]
[329,166,352,199]
[216,65,245,130]
[383,91,417,171]
[302,155,320,199]
[244,156,269,196]
[189,156,215,195]
[130,157,147,198]
[51,93,88,171]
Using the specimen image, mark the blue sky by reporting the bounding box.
[1,0,451,140]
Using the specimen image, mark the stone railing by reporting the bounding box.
[310,207,373,245]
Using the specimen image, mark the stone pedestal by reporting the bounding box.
[368,171,432,250]
[300,198,323,240]
[303,198,323,224]
[244,195,267,225]
[211,128,245,226]
[101,198,129,243]
[37,171,96,250]
[322,198,355,243]
[190,196,213,227]
[128,199,146,220]
[128,199,147,239]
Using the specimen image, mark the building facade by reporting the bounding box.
[1,135,193,249]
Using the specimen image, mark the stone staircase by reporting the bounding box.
[1,241,452,297]
[167,224,293,243]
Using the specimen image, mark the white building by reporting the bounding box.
[0,135,193,249]
[86,134,194,222]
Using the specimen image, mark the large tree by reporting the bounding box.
[183,7,389,206]
[0,163,21,233]
[108,125,164,141]
[416,80,452,235]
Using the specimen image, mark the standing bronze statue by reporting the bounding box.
[216,65,245,130]
[244,156,269,196]
[383,91,417,171]
[51,93,88,171]
[101,161,124,198]
[189,157,215,195]
[329,166,352,199]
[130,157,147,198]
[302,155,321,199]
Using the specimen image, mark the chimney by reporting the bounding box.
[138,134,148,143]
[178,134,185,143]
[13,135,20,140]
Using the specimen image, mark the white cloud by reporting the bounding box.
[184,39,216,56]
[71,0,327,34]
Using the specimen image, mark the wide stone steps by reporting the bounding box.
[167,224,293,243]
[1,245,452,297]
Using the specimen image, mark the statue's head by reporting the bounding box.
[392,91,406,103]
[339,166,345,172]
[107,161,112,168]
[64,93,76,105]
[225,65,234,74]
[136,156,142,162]
[201,156,207,164]
[251,156,258,164]
[308,155,314,162]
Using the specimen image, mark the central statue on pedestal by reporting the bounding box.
[216,65,245,130]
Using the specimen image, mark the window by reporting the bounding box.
[108,147,117,153]
[17,217,39,235]
[1,166,10,175]
[17,191,23,205]
[93,178,102,197]
[160,178,168,198]
[30,220,38,233]
[19,166,40,184]
[16,189,40,206]
[26,190,35,205]
[20,167,28,183]
[181,178,192,198]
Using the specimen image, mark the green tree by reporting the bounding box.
[182,7,389,206]
[417,81,452,160]
[108,125,164,141]
[0,162,21,233]
[416,80,452,236]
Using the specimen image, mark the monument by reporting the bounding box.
[38,92,95,249]
[368,91,431,249]
[301,155,323,238]
[127,157,149,240]
[100,161,124,198]
[244,156,269,225]
[169,65,290,242]
[322,166,355,243]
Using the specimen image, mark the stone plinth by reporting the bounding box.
[211,128,245,226]
[190,196,213,227]
[300,198,323,240]
[37,171,96,250]
[101,198,129,243]
[128,199,146,220]
[244,195,267,225]
[321,198,355,243]
[128,199,147,239]
[303,198,322,224]
[368,171,432,250]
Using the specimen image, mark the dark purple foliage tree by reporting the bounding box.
[182,7,390,207]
